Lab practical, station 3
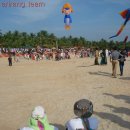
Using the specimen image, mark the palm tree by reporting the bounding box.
[37,30,49,46]
[49,33,56,47]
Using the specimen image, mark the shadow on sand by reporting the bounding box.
[89,71,112,77]
[104,104,130,116]
[103,93,130,104]
[95,111,130,129]
[77,64,95,67]
[119,77,130,80]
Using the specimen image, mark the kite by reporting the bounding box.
[62,3,73,30]
[109,9,130,39]
[123,36,128,48]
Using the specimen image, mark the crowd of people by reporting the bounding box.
[0,47,100,62]
[0,47,112,61]
[0,46,129,77]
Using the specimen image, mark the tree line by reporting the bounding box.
[0,30,130,49]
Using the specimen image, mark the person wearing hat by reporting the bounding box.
[29,106,58,130]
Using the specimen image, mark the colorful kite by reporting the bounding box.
[109,9,130,39]
[62,3,73,30]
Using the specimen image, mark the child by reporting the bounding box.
[20,106,58,130]
[29,106,58,130]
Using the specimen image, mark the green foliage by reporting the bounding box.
[0,30,130,49]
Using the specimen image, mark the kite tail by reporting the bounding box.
[109,24,125,39]
[123,36,128,48]
[123,36,128,43]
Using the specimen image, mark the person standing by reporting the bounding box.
[105,48,109,57]
[100,49,107,65]
[119,50,126,76]
[94,48,99,65]
[110,47,120,78]
[8,54,12,66]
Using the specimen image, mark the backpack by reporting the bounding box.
[74,99,93,118]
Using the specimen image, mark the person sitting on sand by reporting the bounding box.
[29,106,58,130]
[66,99,99,130]
[20,106,58,130]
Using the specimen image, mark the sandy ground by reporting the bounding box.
[0,56,130,130]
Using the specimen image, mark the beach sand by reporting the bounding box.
[0,57,130,130]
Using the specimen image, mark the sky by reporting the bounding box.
[0,0,130,41]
